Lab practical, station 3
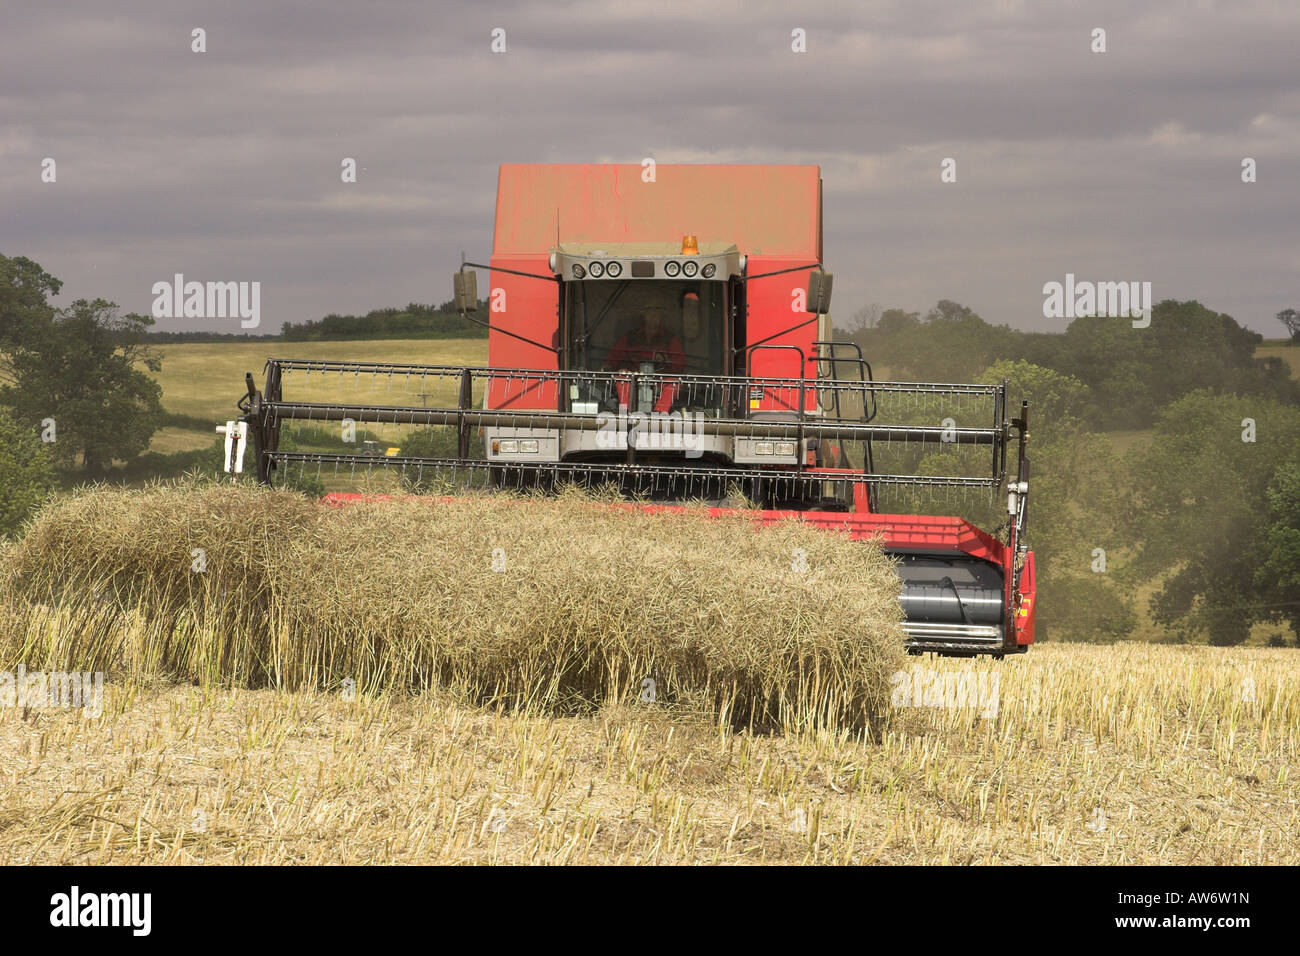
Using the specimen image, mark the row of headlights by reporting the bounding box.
[754,441,798,456]
[665,260,718,279]
[570,260,718,279]
[571,261,621,279]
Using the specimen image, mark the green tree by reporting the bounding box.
[1277,308,1300,343]
[1128,392,1300,644]
[859,297,1297,431]
[0,255,61,351]
[1057,300,1296,428]
[1,296,164,476]
[857,301,1018,382]
[0,406,55,536]
[875,308,920,335]
[1258,454,1300,641]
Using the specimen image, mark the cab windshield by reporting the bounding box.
[565,280,726,378]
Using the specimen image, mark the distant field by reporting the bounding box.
[147,338,489,451]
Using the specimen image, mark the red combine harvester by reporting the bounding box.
[228,164,1035,657]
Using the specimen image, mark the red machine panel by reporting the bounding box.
[485,254,558,410]
[485,164,824,412]
[492,164,821,257]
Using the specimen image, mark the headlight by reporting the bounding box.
[588,261,605,278]
[701,263,716,278]
[519,440,539,453]
[496,439,519,454]
[682,260,699,278]
[664,260,681,277]
[755,441,774,455]
[775,441,796,456]
[605,260,622,278]
[571,264,586,279]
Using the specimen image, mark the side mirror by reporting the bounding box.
[453,270,479,313]
[805,270,833,314]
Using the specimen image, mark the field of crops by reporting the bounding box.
[1,643,1294,864]
[147,338,490,452]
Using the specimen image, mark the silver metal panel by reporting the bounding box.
[733,436,800,465]
[484,427,561,462]
[560,426,728,458]
[901,621,1004,646]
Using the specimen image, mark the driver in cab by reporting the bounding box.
[604,307,686,374]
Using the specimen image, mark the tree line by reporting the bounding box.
[278,301,487,340]
[129,300,488,342]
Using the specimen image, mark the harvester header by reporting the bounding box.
[228,162,1037,657]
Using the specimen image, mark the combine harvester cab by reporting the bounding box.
[229,163,1036,657]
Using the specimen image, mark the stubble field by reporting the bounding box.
[2,643,1295,865]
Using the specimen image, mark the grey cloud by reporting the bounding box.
[1,0,1297,334]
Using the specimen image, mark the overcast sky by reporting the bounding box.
[2,0,1297,335]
